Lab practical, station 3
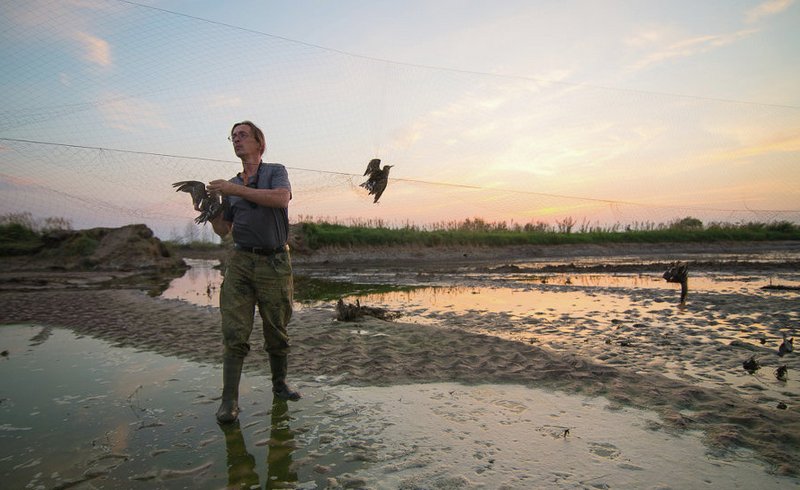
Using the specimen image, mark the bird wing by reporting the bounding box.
[360,177,376,193]
[364,158,381,176]
[173,180,208,210]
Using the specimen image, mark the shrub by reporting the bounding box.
[64,235,99,256]
[0,222,43,255]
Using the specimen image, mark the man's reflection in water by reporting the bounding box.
[221,399,297,489]
[266,399,297,487]
[220,420,259,489]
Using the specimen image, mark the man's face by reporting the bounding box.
[230,124,261,159]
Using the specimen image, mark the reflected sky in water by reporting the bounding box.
[161,258,800,316]
[0,325,372,489]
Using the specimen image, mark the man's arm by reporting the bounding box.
[207,179,290,208]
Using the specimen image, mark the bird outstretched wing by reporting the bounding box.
[363,158,381,176]
[172,180,224,224]
[172,181,207,211]
[359,162,393,203]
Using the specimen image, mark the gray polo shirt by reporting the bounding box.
[222,162,291,249]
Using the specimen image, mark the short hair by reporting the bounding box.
[230,120,266,155]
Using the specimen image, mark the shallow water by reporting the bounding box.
[164,259,800,309]
[163,259,800,420]
[1,324,798,489]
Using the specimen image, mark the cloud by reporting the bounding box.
[72,31,112,67]
[745,0,795,24]
[710,131,800,161]
[99,96,169,132]
[0,172,38,190]
[4,1,114,68]
[624,26,675,48]
[627,29,757,72]
[207,95,243,109]
[622,1,794,74]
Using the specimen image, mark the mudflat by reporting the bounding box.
[1,240,799,481]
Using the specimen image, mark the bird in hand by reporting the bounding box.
[172,180,225,224]
[360,158,394,203]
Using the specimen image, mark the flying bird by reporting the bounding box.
[360,158,393,203]
[172,180,224,224]
[663,261,689,305]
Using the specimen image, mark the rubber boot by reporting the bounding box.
[269,354,301,401]
[216,356,244,424]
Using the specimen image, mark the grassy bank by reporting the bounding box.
[3,214,798,257]
[298,219,800,249]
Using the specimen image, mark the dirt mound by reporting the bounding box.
[16,224,186,272]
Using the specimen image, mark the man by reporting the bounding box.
[208,120,300,425]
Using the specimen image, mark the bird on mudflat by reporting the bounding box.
[172,180,224,224]
[778,334,794,357]
[742,355,760,374]
[775,365,788,381]
[360,158,393,203]
[663,261,689,305]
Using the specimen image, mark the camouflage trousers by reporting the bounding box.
[220,249,294,359]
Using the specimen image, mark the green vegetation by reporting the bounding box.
[299,217,800,249]
[0,222,44,255]
[163,239,227,256]
[62,234,99,257]
[3,213,799,257]
[0,212,57,255]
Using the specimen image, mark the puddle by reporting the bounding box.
[0,324,374,489]
[160,259,222,307]
[164,259,800,310]
[1,324,797,489]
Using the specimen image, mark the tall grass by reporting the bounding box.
[3,213,798,256]
[298,216,800,249]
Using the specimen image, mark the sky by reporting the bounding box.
[1,0,799,239]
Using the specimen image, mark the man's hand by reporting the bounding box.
[207,179,234,196]
[205,180,232,238]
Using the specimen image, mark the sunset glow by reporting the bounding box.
[1,0,798,238]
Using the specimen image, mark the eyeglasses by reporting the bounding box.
[228,131,251,142]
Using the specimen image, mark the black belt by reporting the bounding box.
[234,244,288,255]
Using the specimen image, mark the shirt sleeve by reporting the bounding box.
[269,164,292,199]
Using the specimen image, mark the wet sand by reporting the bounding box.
[3,324,794,489]
[1,241,799,484]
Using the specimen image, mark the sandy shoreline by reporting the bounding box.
[1,241,799,480]
[2,292,799,476]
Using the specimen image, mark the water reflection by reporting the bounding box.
[162,258,221,307]
[220,421,259,488]
[220,400,298,489]
[265,399,297,487]
[0,325,348,489]
[162,259,800,323]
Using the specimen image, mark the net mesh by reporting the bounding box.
[2,0,798,239]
